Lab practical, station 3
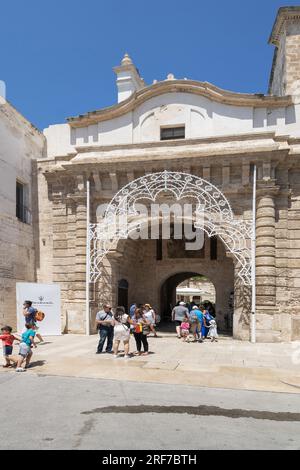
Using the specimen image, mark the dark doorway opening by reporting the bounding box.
[117,279,129,312]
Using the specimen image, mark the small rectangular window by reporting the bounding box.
[16,181,30,224]
[160,126,185,141]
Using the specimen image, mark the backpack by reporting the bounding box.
[189,312,198,323]
[35,310,45,322]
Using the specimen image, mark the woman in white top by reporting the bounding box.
[111,306,131,358]
[143,304,158,337]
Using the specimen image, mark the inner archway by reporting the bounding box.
[160,271,199,320]
[160,268,233,334]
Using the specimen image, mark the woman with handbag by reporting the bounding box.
[143,304,158,337]
[111,306,131,358]
[131,308,150,356]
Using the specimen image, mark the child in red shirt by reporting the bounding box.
[0,326,17,367]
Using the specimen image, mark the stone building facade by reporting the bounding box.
[0,100,45,328]
[2,6,300,341]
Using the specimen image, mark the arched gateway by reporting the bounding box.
[89,171,252,287]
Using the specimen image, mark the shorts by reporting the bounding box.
[181,329,189,336]
[3,346,13,356]
[175,320,182,327]
[19,343,30,357]
[113,326,130,342]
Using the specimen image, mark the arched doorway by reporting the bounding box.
[160,270,232,334]
[160,271,199,320]
[176,275,216,308]
[90,171,252,339]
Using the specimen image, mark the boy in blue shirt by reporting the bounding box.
[15,324,37,372]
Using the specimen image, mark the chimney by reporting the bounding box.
[113,53,145,103]
[269,7,300,100]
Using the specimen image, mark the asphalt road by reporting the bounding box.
[0,372,300,450]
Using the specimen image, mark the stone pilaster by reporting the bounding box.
[256,186,278,307]
[203,165,210,181]
[51,186,69,333]
[72,197,87,331]
[242,163,250,186]
[222,165,230,187]
[62,189,89,333]
[255,183,280,341]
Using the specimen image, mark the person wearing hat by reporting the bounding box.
[190,305,204,342]
[171,301,189,338]
[143,304,158,337]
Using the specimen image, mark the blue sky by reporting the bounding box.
[1,0,299,130]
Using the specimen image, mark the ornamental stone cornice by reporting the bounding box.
[66,80,293,128]
[73,131,288,154]
[269,6,300,46]
[64,131,290,166]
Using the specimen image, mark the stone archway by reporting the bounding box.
[89,171,252,339]
[90,171,252,286]
[160,271,200,320]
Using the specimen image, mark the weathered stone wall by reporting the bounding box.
[34,165,54,285]
[0,215,36,327]
[286,169,300,340]
[269,13,300,99]
[0,102,45,329]
[270,34,286,97]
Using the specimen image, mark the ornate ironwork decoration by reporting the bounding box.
[89,171,252,285]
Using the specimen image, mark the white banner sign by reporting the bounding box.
[16,283,61,336]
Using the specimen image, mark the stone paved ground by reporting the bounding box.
[2,328,300,393]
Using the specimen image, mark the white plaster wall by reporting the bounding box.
[44,123,74,158]
[99,112,133,145]
[44,90,300,157]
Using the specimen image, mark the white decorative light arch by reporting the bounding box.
[89,171,252,285]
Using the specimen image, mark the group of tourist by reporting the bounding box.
[0,300,45,372]
[1,298,219,369]
[172,301,218,342]
[96,300,218,359]
[96,302,159,358]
